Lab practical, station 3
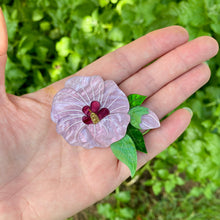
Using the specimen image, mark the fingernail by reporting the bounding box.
[183,107,193,118]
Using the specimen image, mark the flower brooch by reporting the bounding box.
[51,76,160,176]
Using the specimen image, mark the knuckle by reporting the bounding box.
[112,48,132,76]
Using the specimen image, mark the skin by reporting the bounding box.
[0,8,219,220]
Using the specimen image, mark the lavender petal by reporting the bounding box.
[139,109,160,130]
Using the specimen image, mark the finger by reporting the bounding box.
[0,8,8,98]
[42,26,188,89]
[118,63,209,178]
[0,55,7,96]
[138,108,192,168]
[118,108,192,179]
[32,26,189,104]
[120,36,219,96]
[144,63,210,119]
[76,26,188,83]
[0,8,8,56]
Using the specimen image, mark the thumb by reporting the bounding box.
[0,7,8,98]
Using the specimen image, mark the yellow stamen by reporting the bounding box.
[88,109,100,124]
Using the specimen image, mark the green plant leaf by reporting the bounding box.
[32,9,44,21]
[157,169,169,179]
[119,207,135,219]
[189,187,203,197]
[20,54,32,70]
[97,203,115,219]
[99,0,110,7]
[165,180,175,193]
[126,124,147,153]
[144,179,154,186]
[115,191,131,203]
[176,176,185,186]
[111,135,137,177]
[17,36,35,57]
[128,106,149,129]
[127,94,147,108]
[56,37,71,57]
[152,182,162,195]
[108,27,124,42]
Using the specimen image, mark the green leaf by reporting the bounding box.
[204,185,214,200]
[20,54,32,70]
[176,177,185,186]
[144,179,154,186]
[40,21,51,31]
[32,9,44,21]
[68,52,81,71]
[128,106,149,129]
[189,187,203,197]
[81,16,93,33]
[127,94,147,108]
[177,0,207,27]
[157,169,169,179]
[56,37,71,57]
[119,207,135,219]
[99,0,110,7]
[36,46,49,60]
[126,124,147,153]
[152,182,162,195]
[108,27,124,42]
[111,135,137,177]
[17,36,35,57]
[115,191,131,203]
[165,180,175,193]
[97,203,115,219]
[211,22,220,35]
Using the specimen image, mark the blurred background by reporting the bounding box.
[1,0,220,219]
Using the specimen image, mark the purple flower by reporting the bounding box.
[140,109,160,130]
[51,76,130,148]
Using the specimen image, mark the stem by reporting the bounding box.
[205,100,220,107]
[126,161,153,186]
[115,187,120,209]
[142,129,150,135]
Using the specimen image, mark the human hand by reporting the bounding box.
[0,9,218,220]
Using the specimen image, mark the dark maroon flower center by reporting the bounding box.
[82,101,110,125]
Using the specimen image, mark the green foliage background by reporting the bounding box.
[1,0,220,219]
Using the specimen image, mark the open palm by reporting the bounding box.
[0,10,218,220]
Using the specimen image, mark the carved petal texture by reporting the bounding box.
[51,76,130,148]
[139,109,160,130]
